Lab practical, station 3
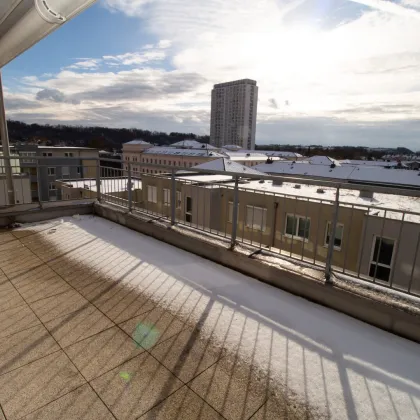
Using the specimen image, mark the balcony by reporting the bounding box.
[0,158,420,419]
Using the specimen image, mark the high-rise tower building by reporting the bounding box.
[210,79,258,150]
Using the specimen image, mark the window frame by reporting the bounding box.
[176,191,182,209]
[368,235,396,283]
[48,182,56,191]
[245,205,267,232]
[163,188,171,206]
[47,167,55,176]
[147,185,157,203]
[285,214,311,241]
[324,222,344,251]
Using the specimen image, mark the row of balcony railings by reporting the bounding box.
[1,156,420,298]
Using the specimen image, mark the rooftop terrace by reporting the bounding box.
[0,216,420,419]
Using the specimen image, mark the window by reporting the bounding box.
[43,152,52,157]
[77,167,81,175]
[246,206,267,231]
[147,186,157,203]
[64,152,73,157]
[176,191,182,209]
[48,167,55,176]
[132,156,137,162]
[62,166,70,176]
[49,182,56,191]
[285,215,310,240]
[369,237,395,282]
[185,196,192,223]
[325,222,344,250]
[228,201,239,223]
[163,188,171,206]
[21,151,36,163]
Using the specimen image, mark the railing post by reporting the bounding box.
[36,158,43,208]
[171,170,176,226]
[95,159,101,202]
[0,72,15,205]
[230,175,239,249]
[127,162,132,212]
[325,186,340,283]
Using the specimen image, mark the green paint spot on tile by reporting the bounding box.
[132,322,160,349]
[119,371,132,382]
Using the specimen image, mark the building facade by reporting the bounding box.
[139,173,420,294]
[210,79,258,150]
[12,145,99,202]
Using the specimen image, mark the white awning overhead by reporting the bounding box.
[0,0,96,68]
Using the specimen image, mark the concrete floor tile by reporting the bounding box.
[12,268,72,303]
[44,305,115,348]
[20,384,115,420]
[119,307,185,350]
[0,232,16,244]
[30,290,89,323]
[0,281,26,311]
[0,324,60,376]
[150,327,224,383]
[249,397,297,420]
[65,326,144,381]
[138,385,225,420]
[189,356,270,420]
[0,252,42,278]
[90,352,183,420]
[0,304,41,338]
[0,351,85,420]
[0,239,21,252]
[94,284,156,324]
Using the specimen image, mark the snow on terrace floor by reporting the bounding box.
[0,216,420,419]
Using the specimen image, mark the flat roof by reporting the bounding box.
[223,179,420,222]
[60,177,142,193]
[143,147,225,158]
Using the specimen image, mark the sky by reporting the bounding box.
[3,0,420,149]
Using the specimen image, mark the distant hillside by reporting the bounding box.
[7,120,210,151]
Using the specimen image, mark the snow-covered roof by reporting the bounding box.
[340,160,399,167]
[124,140,151,145]
[222,179,420,222]
[143,147,224,158]
[169,140,217,149]
[223,151,273,161]
[254,161,420,188]
[309,156,341,166]
[262,151,304,158]
[60,178,142,192]
[221,145,242,151]
[191,158,264,175]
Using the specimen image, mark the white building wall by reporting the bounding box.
[0,177,31,206]
[210,79,258,150]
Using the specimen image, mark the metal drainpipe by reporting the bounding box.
[0,71,15,205]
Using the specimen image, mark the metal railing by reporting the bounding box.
[1,155,420,298]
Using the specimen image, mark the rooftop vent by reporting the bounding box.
[273,179,283,186]
[359,190,374,199]
[294,184,301,189]
[330,163,336,169]
[246,153,251,157]
[317,188,325,194]
[259,180,265,184]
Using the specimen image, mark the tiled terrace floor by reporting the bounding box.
[0,216,420,420]
[0,218,300,420]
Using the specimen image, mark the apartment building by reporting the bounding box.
[12,145,99,202]
[140,173,420,293]
[210,79,258,150]
[123,147,225,176]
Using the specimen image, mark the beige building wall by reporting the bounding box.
[123,153,221,176]
[80,150,100,179]
[219,188,365,272]
[359,216,420,293]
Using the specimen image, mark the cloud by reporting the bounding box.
[36,88,81,105]
[102,51,165,66]
[67,59,101,70]
[6,0,420,149]
[102,0,154,16]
